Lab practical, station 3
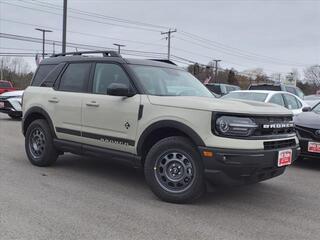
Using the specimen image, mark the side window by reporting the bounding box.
[269,94,285,107]
[41,63,65,87]
[32,64,57,86]
[92,63,131,94]
[59,63,91,92]
[283,94,300,110]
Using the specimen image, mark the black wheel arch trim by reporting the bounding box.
[136,120,205,156]
[22,106,56,138]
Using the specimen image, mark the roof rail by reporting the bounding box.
[51,50,121,58]
[149,59,177,65]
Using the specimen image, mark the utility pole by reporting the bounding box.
[113,43,126,54]
[161,29,177,60]
[62,0,67,53]
[213,59,221,83]
[35,28,52,59]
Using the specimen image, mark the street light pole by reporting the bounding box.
[113,43,126,54]
[35,28,52,59]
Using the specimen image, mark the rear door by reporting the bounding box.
[49,62,92,143]
[81,63,141,153]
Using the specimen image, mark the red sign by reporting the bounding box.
[308,142,320,153]
[278,149,292,167]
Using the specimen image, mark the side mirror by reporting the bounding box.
[107,83,135,97]
[302,106,312,112]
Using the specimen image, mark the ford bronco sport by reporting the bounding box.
[22,51,300,203]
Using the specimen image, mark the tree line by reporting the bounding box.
[0,57,319,95]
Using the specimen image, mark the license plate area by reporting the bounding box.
[308,142,320,153]
[0,101,4,108]
[278,149,292,167]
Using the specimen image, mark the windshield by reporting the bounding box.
[130,65,213,97]
[222,92,268,102]
[0,82,12,88]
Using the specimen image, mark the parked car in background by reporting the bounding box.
[222,90,308,115]
[304,94,320,108]
[205,83,240,97]
[248,83,305,99]
[0,80,16,94]
[294,102,320,160]
[0,90,23,119]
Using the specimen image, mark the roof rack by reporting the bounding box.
[51,50,121,58]
[149,59,177,65]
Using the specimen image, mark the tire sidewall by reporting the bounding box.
[144,137,205,203]
[25,119,57,166]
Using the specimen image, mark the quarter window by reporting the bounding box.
[92,63,131,94]
[269,94,285,107]
[32,64,57,86]
[283,94,300,110]
[59,63,91,92]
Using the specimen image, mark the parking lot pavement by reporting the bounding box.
[0,113,320,240]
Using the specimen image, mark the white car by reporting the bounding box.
[0,90,23,119]
[222,90,309,115]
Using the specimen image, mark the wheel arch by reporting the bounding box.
[22,107,56,138]
[136,120,205,161]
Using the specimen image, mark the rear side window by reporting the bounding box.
[283,94,300,110]
[206,85,221,95]
[269,94,285,107]
[32,64,57,86]
[58,63,91,92]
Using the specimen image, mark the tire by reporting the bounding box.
[144,136,205,203]
[25,119,58,167]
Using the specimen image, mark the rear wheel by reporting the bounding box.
[25,119,58,167]
[144,136,205,203]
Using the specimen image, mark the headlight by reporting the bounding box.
[215,116,258,137]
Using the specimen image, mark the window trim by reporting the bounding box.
[54,62,93,93]
[88,61,137,95]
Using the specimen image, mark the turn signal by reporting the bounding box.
[202,150,214,157]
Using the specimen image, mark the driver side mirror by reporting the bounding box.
[107,83,135,97]
[302,106,312,112]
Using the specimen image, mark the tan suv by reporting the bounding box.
[22,51,300,203]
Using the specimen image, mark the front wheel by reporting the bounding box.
[144,136,205,203]
[25,119,58,167]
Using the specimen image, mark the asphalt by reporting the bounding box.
[0,113,320,240]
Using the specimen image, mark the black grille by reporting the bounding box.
[264,139,296,150]
[253,116,294,136]
[296,125,320,140]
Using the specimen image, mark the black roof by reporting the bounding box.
[41,51,181,70]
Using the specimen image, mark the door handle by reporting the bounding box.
[48,97,59,103]
[86,101,99,107]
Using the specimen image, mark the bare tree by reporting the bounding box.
[304,65,320,87]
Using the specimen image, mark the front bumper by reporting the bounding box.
[298,137,320,159]
[0,100,22,117]
[199,145,300,186]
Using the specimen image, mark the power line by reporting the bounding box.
[0,1,162,33]
[0,18,166,48]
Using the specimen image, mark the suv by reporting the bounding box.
[248,83,305,99]
[22,51,300,203]
[205,83,240,97]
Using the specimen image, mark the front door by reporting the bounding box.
[81,63,141,153]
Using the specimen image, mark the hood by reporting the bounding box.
[294,112,320,129]
[0,90,24,97]
[148,96,292,115]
